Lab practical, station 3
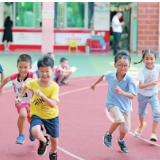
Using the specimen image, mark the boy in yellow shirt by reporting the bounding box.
[15,55,59,160]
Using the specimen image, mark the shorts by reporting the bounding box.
[15,103,31,121]
[30,115,59,138]
[109,106,131,133]
[137,93,160,121]
[56,73,66,82]
[35,70,40,78]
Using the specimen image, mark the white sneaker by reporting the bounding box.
[150,133,157,141]
[134,122,146,136]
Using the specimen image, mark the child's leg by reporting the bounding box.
[139,117,145,126]
[18,107,27,134]
[50,136,58,154]
[57,73,65,83]
[109,106,125,134]
[134,93,148,136]
[119,112,131,140]
[63,72,72,83]
[152,121,159,133]
[103,106,124,148]
[150,94,160,133]
[31,125,47,143]
[109,122,121,134]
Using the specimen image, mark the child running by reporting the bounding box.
[91,50,137,153]
[0,64,5,83]
[0,54,37,144]
[15,55,59,160]
[54,57,72,86]
[134,49,160,141]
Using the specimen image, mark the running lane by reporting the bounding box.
[1,77,160,160]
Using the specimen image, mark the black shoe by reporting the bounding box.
[49,152,58,160]
[117,139,129,153]
[103,132,112,148]
[38,136,50,156]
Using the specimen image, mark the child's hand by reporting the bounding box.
[91,84,96,91]
[150,81,158,86]
[35,89,43,97]
[20,80,25,88]
[115,86,124,95]
[15,97,21,105]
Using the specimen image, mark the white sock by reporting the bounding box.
[107,131,112,135]
[118,137,124,142]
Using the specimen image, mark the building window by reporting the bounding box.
[67,2,85,28]
[55,2,87,29]
[35,2,42,28]
[15,2,34,27]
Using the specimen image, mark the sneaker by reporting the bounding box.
[49,152,58,160]
[117,139,129,153]
[38,136,50,156]
[134,122,146,136]
[103,132,112,148]
[150,133,158,141]
[16,133,25,144]
[29,129,35,141]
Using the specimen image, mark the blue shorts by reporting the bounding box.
[30,115,59,138]
[137,93,160,121]
[35,70,40,78]
[56,73,66,82]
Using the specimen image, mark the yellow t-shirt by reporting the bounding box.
[26,79,60,119]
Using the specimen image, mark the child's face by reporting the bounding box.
[114,58,130,75]
[17,61,31,77]
[38,66,53,82]
[142,53,156,69]
[61,60,68,68]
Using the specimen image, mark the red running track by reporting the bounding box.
[0,77,160,160]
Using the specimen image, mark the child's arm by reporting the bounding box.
[59,68,72,73]
[115,86,135,99]
[91,74,105,90]
[0,76,11,93]
[15,85,29,104]
[139,81,157,89]
[33,73,38,79]
[35,89,56,108]
[1,71,5,82]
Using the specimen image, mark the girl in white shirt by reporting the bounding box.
[134,49,160,141]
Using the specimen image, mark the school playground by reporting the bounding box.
[1,53,160,160]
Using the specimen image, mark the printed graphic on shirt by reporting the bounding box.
[32,98,49,111]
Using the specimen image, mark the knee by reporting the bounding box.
[119,123,131,133]
[19,113,27,119]
[115,116,125,124]
[31,127,41,138]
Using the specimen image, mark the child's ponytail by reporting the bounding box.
[133,49,157,65]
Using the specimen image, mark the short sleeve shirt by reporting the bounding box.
[0,65,3,73]
[30,61,38,72]
[103,71,137,114]
[26,79,60,119]
[112,15,122,33]
[137,64,160,96]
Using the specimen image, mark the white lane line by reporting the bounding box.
[59,82,160,148]
[57,147,85,160]
[105,107,160,147]
[2,76,160,160]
